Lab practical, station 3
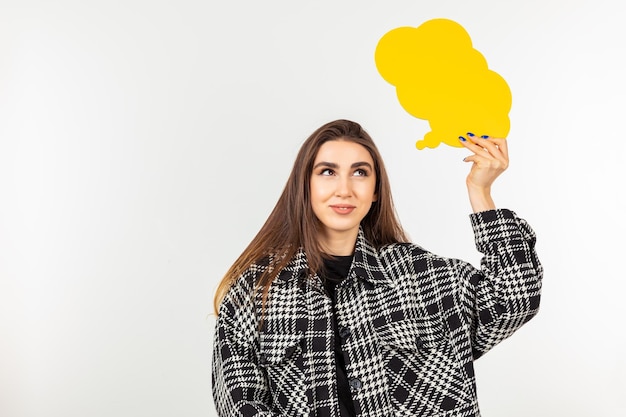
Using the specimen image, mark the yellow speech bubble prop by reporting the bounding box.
[375,19,512,149]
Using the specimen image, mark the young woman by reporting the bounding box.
[212,119,542,417]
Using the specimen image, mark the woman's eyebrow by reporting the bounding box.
[351,162,373,170]
[313,161,339,169]
[313,161,373,169]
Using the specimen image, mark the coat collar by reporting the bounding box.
[278,227,395,288]
[350,227,395,287]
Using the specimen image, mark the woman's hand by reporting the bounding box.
[459,133,509,213]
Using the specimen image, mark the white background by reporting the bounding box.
[1,0,625,416]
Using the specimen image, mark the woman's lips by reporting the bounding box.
[330,205,356,214]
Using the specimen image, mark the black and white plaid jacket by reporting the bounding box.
[212,209,542,416]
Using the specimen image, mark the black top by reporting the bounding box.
[321,255,357,417]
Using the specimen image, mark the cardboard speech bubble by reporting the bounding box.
[375,18,512,149]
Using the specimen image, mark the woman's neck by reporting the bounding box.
[318,229,358,256]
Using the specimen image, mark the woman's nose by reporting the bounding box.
[335,177,351,197]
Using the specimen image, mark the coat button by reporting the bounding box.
[284,345,297,359]
[258,353,268,365]
[348,378,362,391]
[338,326,351,340]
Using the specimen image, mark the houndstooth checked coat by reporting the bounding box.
[212,209,542,416]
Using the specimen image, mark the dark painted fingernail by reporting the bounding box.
[459,136,466,142]
[480,135,489,139]
[467,132,475,137]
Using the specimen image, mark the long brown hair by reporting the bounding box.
[213,119,408,315]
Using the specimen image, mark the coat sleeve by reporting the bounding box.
[457,209,543,359]
[212,275,284,417]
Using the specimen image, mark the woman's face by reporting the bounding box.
[310,139,377,251]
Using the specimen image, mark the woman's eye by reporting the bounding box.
[321,168,334,176]
[354,169,367,177]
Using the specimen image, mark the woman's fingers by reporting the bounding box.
[460,133,489,155]
[460,134,509,167]
[489,137,509,162]
[460,133,510,189]
[463,153,506,170]
[476,136,508,161]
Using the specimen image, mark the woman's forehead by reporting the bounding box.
[314,140,374,163]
